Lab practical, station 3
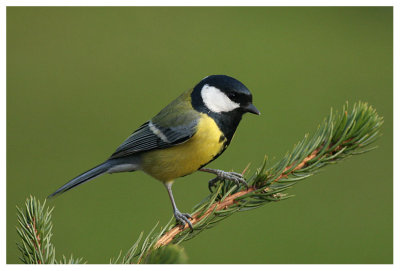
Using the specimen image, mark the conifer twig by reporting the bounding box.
[16,196,84,264]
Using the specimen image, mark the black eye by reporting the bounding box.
[228,93,237,99]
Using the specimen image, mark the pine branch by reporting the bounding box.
[16,195,85,264]
[16,101,383,264]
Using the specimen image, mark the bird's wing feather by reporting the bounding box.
[109,89,199,159]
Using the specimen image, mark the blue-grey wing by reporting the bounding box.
[109,119,198,159]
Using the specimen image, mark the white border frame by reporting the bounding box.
[1,1,397,270]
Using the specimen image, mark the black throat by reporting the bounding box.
[191,87,244,145]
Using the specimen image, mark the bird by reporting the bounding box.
[49,75,260,229]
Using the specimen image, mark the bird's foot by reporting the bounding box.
[208,169,248,192]
[174,209,193,231]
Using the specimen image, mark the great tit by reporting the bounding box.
[49,75,260,229]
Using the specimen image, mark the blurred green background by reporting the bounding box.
[7,7,392,264]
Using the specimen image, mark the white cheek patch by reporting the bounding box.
[201,84,240,113]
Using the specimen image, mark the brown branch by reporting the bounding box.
[31,217,42,264]
[154,149,320,248]
[277,149,319,182]
[155,187,256,247]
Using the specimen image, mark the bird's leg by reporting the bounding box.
[165,182,193,230]
[199,168,248,192]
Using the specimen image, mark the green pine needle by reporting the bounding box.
[16,195,85,264]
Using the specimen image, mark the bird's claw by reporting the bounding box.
[208,170,248,192]
[174,210,193,231]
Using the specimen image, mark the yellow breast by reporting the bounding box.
[140,113,226,182]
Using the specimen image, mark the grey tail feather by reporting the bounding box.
[48,161,112,198]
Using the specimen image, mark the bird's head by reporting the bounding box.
[192,75,260,116]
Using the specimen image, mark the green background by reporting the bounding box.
[7,7,393,264]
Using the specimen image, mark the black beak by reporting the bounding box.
[244,103,261,115]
